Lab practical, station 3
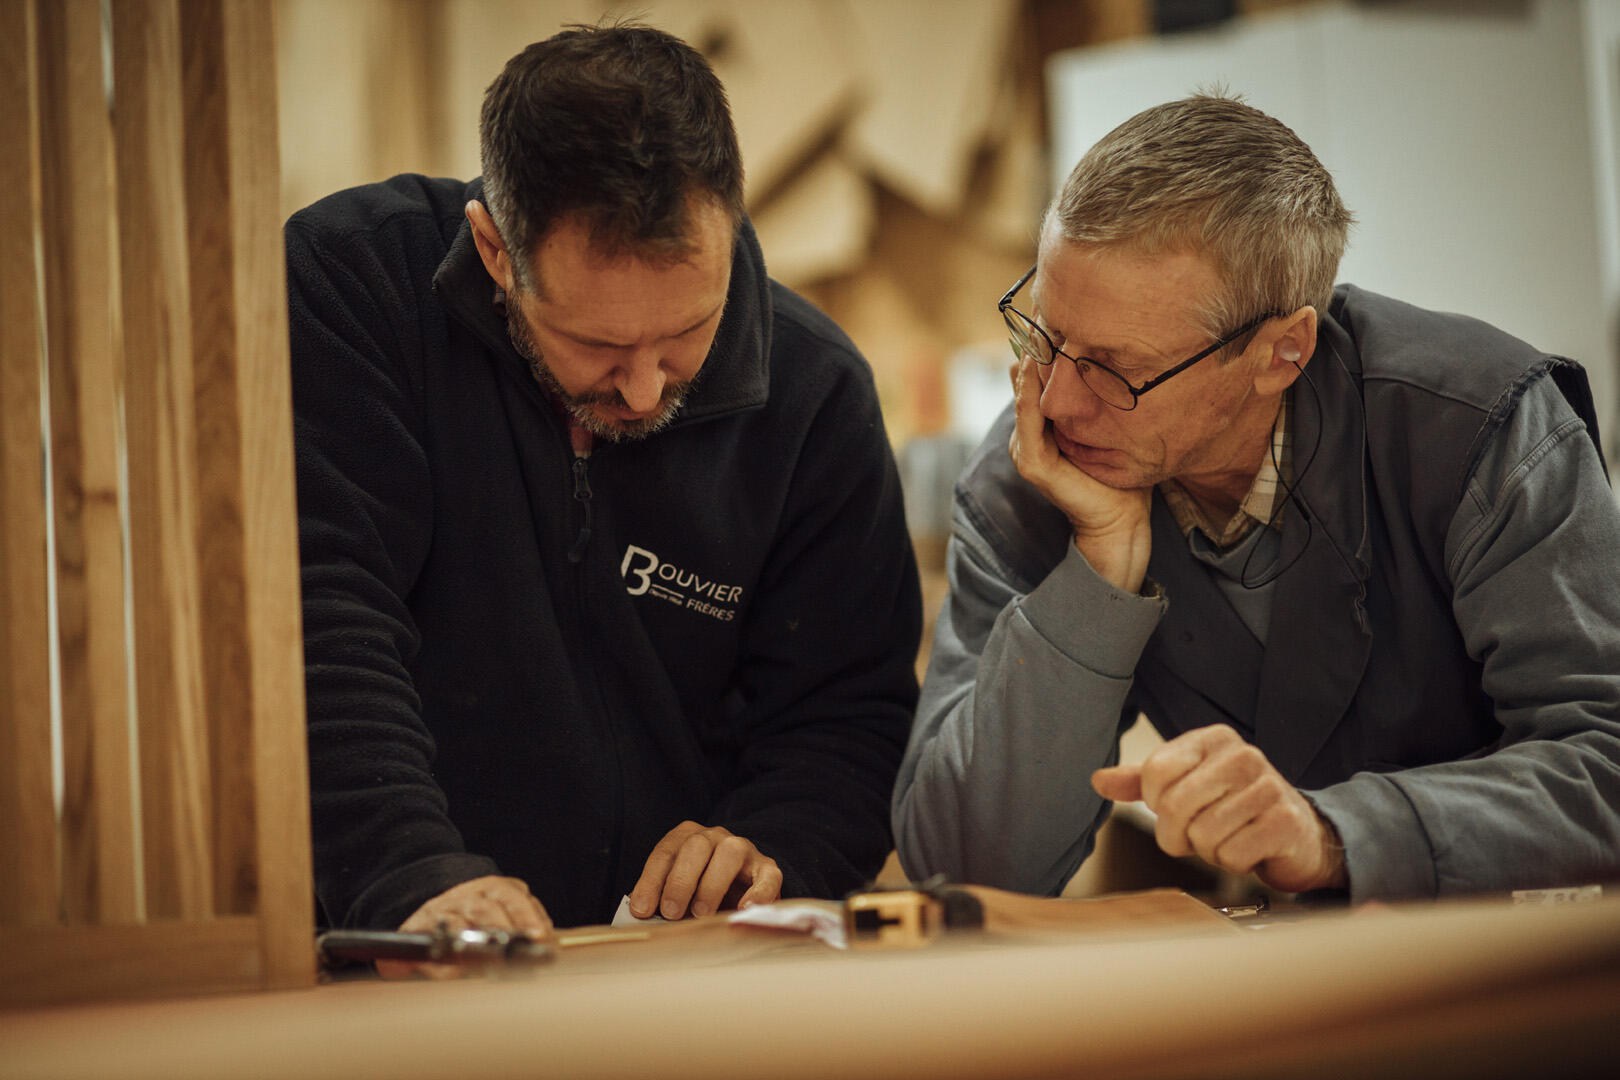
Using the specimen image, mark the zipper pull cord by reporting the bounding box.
[567,454,593,563]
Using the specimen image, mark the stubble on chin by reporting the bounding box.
[506,303,691,442]
[567,383,689,442]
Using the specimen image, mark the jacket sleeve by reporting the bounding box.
[703,361,922,900]
[891,489,1166,895]
[1308,375,1620,900]
[287,218,498,930]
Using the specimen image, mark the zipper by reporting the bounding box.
[561,447,624,912]
[567,453,593,562]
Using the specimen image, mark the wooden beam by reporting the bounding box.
[180,0,256,922]
[181,0,315,987]
[0,916,261,1007]
[0,0,61,930]
[38,0,141,927]
[112,0,215,923]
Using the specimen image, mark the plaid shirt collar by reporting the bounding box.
[1159,391,1292,549]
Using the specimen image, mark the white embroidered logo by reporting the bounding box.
[621,544,743,622]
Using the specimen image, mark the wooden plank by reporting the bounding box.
[0,916,261,1008]
[0,0,61,930]
[750,152,873,287]
[221,0,316,987]
[179,0,256,922]
[111,0,215,923]
[182,0,315,986]
[844,0,1020,216]
[707,1,861,206]
[38,0,141,927]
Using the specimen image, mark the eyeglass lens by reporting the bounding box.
[1003,308,1135,409]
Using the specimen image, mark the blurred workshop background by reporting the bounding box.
[275,0,1620,899]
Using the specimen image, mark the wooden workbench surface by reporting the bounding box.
[3,890,1618,1080]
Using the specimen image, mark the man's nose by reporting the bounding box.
[1039,358,1107,421]
[614,352,667,413]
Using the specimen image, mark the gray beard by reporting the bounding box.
[506,302,693,443]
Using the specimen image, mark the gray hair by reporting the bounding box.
[1045,93,1352,346]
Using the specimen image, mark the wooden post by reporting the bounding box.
[113,0,216,923]
[38,0,142,929]
[0,0,314,1005]
[0,0,60,931]
[181,0,315,985]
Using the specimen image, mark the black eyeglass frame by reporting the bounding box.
[998,264,1279,411]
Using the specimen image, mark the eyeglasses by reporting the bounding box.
[998,265,1277,411]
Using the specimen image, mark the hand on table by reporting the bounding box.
[376,874,553,980]
[1007,355,1151,594]
[627,821,783,920]
[1091,725,1347,894]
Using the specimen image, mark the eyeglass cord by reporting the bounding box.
[1238,334,1369,593]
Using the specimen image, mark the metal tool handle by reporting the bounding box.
[317,924,555,968]
[317,929,444,965]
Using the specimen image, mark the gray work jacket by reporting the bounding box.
[894,284,1620,901]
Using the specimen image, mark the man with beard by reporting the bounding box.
[287,24,920,975]
[893,94,1620,904]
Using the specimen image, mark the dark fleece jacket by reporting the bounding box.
[286,174,921,930]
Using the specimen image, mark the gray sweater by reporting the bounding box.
[894,285,1620,902]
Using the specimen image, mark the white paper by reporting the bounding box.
[611,895,670,927]
[727,900,847,950]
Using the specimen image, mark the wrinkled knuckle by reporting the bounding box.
[1259,803,1292,832]
[1185,818,1216,853]
[1233,746,1268,780]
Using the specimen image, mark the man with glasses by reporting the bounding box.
[893,94,1620,902]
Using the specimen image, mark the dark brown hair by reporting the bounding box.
[479,23,745,286]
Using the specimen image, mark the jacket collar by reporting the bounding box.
[1247,300,1374,781]
[431,178,772,427]
[1142,295,1374,782]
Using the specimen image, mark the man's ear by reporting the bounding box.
[465,200,514,292]
[1254,305,1318,396]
